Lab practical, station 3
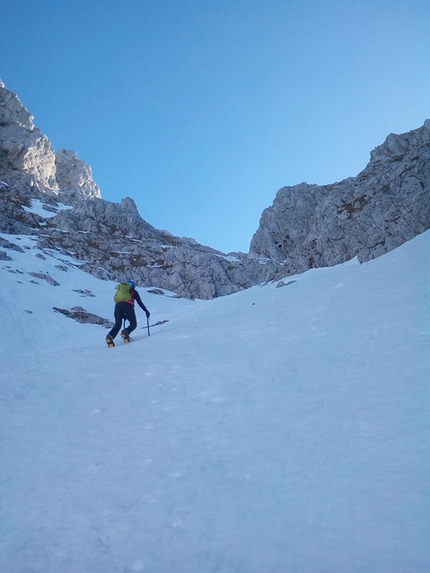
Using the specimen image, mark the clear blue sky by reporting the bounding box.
[2,0,429,253]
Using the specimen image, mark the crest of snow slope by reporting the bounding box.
[0,229,429,573]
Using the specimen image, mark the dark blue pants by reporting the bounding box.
[108,301,137,339]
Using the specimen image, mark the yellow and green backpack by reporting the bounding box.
[114,282,132,303]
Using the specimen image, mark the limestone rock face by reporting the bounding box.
[0,85,58,191]
[249,120,430,278]
[0,83,100,203]
[55,148,101,201]
[0,80,34,129]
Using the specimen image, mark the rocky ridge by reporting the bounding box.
[0,82,278,299]
[1,80,429,298]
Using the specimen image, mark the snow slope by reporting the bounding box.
[1,228,429,573]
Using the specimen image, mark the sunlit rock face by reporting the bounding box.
[249,120,430,279]
[0,81,100,202]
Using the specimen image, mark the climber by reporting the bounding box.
[106,279,150,347]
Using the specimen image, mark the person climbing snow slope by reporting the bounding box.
[106,280,150,347]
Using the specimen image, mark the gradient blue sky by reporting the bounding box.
[2,0,429,253]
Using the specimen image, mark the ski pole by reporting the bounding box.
[147,315,150,337]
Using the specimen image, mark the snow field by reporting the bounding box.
[1,230,429,572]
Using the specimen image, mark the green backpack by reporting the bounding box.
[114,282,132,303]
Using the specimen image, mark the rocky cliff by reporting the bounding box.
[0,81,278,299]
[1,81,429,298]
[0,80,101,203]
[250,120,430,278]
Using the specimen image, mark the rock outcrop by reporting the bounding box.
[249,121,430,278]
[0,81,100,204]
[55,148,101,202]
[0,87,57,192]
